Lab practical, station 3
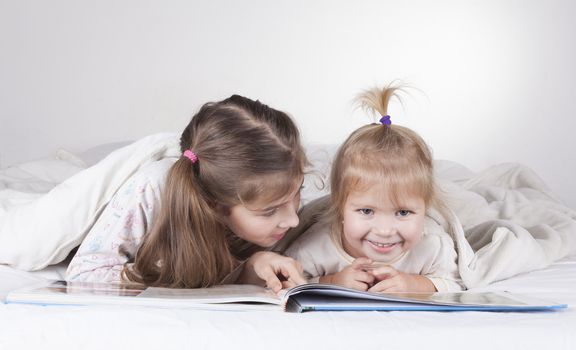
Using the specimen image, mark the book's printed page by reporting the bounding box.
[286,284,568,310]
[286,294,567,312]
[6,281,284,311]
[140,284,281,304]
[17,280,145,298]
[402,290,527,307]
[296,289,528,307]
[5,280,147,307]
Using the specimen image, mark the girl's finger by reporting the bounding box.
[351,281,371,291]
[368,279,396,293]
[280,265,307,286]
[256,267,284,292]
[355,271,376,284]
[370,265,397,279]
[351,257,373,270]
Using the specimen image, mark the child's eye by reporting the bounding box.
[397,210,412,217]
[358,208,373,215]
[261,208,279,217]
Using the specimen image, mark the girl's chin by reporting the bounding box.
[258,240,277,248]
[262,235,285,247]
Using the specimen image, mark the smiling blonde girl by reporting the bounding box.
[285,85,462,292]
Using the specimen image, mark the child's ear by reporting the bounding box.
[214,203,231,216]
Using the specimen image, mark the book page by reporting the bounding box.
[139,284,282,305]
[7,281,285,310]
[27,280,146,297]
[286,283,566,308]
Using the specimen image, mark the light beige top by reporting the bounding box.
[285,212,463,292]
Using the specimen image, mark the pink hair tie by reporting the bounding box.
[183,150,198,164]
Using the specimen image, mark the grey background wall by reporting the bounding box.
[1,0,575,208]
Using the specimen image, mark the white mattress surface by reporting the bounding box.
[0,254,574,350]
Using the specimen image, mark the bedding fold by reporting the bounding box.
[441,163,576,287]
[1,135,574,289]
[0,133,180,270]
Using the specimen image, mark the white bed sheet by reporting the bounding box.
[0,253,574,350]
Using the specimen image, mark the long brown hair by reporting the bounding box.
[329,84,446,241]
[124,95,307,288]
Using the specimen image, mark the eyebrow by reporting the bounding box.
[348,202,422,211]
[348,202,376,208]
[252,179,304,212]
[256,205,283,212]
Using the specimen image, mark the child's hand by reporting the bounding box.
[320,257,375,291]
[241,251,307,293]
[368,265,436,293]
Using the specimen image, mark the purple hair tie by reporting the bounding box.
[379,115,392,125]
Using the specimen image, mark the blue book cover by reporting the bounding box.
[284,284,568,313]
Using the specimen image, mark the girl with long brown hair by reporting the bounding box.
[67,95,308,291]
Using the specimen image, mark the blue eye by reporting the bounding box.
[358,208,373,215]
[397,210,411,217]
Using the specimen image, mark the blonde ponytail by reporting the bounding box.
[355,83,405,119]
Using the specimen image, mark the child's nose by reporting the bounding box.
[278,204,300,229]
[373,217,396,234]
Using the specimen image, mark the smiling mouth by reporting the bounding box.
[367,240,398,248]
[365,239,404,254]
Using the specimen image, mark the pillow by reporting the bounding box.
[78,141,133,167]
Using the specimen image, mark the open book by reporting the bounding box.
[4,280,567,312]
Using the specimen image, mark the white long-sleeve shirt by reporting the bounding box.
[66,158,176,283]
[285,213,463,292]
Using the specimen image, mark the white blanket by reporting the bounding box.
[0,133,180,270]
[432,161,576,287]
[1,133,575,289]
